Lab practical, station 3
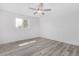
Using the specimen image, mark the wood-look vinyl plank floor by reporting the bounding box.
[0,37,79,56]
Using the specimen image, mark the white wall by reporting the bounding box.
[0,10,40,44]
[1,3,79,46]
[40,3,79,46]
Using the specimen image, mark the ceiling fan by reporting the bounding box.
[29,3,51,15]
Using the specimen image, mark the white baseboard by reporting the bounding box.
[41,36,79,46]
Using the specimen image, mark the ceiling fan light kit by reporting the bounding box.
[29,3,51,16]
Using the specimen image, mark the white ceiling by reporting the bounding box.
[0,3,53,17]
[0,3,79,17]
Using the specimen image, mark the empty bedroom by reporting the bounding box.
[0,3,79,56]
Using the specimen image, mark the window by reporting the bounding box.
[16,18,29,29]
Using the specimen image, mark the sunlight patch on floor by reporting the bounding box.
[18,41,36,46]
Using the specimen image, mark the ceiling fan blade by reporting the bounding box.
[43,9,51,11]
[29,7,36,10]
